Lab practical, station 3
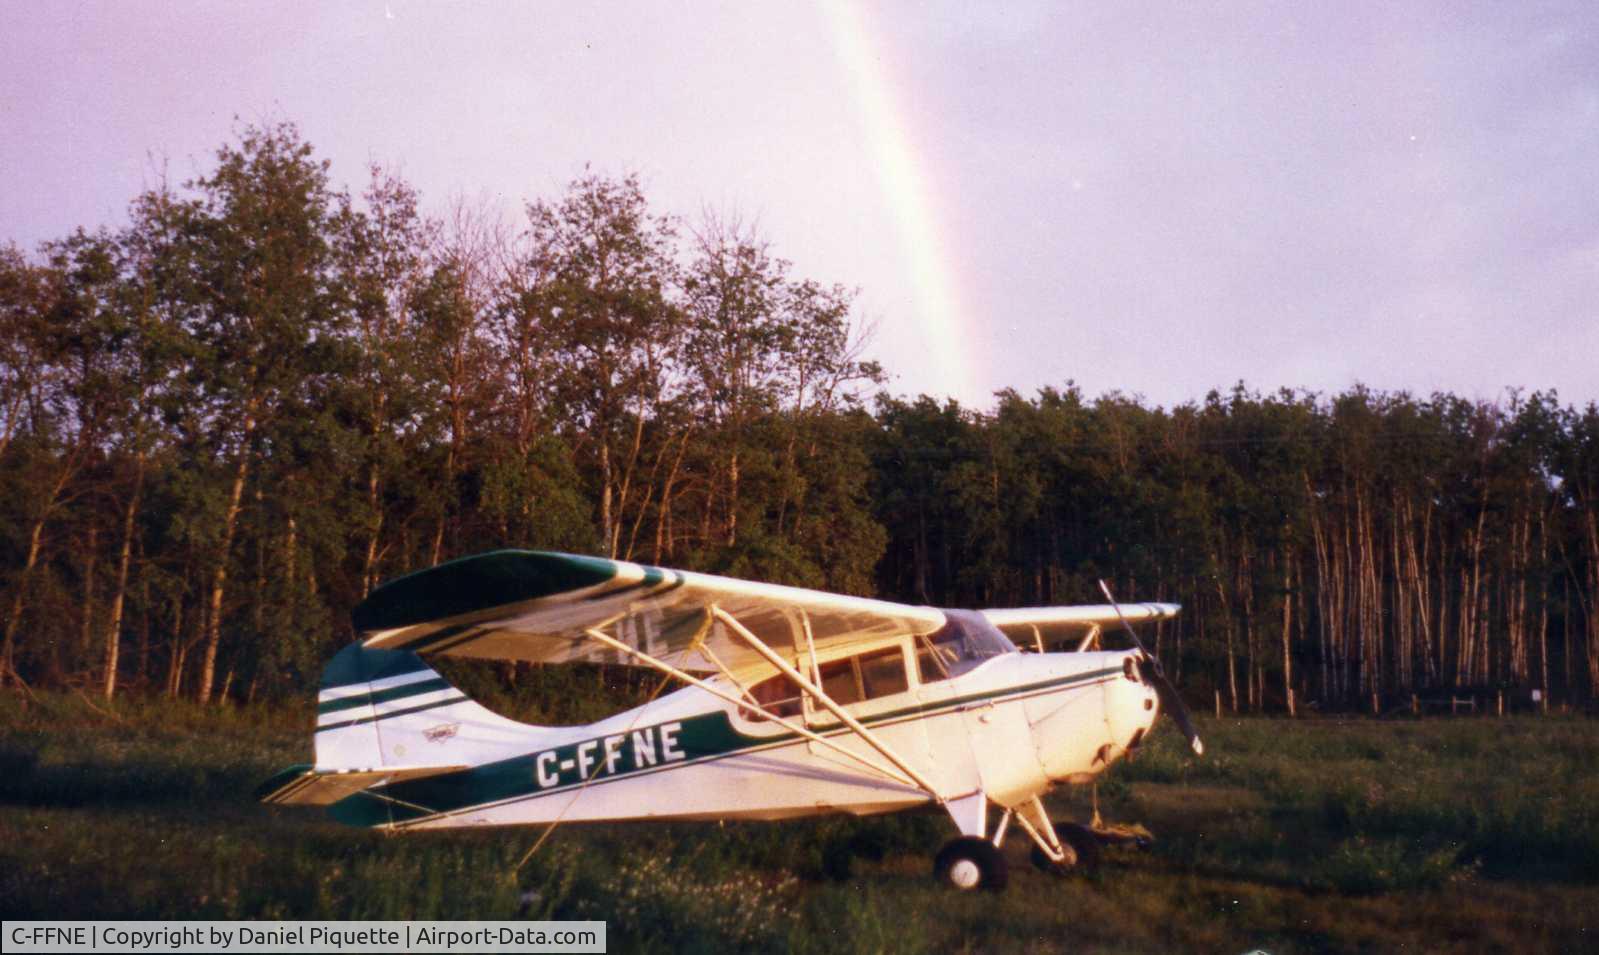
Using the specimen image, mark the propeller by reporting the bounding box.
[1097,580,1204,757]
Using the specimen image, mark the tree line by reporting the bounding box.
[874,386,1599,712]
[3,121,1596,711]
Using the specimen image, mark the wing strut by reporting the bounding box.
[578,625,920,789]
[710,605,948,805]
[1074,624,1101,652]
[800,612,822,682]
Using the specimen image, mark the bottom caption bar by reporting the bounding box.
[4,921,606,953]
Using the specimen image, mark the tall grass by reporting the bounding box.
[1111,715,1599,891]
[2,692,1595,952]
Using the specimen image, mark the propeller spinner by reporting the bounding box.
[1097,580,1204,757]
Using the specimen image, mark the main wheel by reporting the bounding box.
[1029,822,1101,876]
[933,836,1009,891]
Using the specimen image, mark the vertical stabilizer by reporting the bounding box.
[314,642,537,771]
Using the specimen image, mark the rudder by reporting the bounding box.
[314,641,535,771]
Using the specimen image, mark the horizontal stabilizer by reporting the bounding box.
[256,763,467,806]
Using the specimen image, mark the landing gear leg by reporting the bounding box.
[1015,794,1101,876]
[1028,822,1101,876]
[932,790,1009,890]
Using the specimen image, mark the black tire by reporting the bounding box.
[933,836,1009,891]
[1029,822,1101,876]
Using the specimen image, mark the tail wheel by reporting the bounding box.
[1030,822,1101,876]
[934,836,1008,891]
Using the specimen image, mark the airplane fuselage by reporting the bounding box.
[328,648,1159,830]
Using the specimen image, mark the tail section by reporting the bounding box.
[314,641,534,769]
[258,642,538,806]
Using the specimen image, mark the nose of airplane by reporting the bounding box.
[1105,653,1159,750]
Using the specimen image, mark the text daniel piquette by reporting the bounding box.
[9,924,600,950]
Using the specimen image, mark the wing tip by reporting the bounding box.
[352,550,620,633]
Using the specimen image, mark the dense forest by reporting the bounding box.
[4,122,1597,712]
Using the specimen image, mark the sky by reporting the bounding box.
[3,1,1597,411]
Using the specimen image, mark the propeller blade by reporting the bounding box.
[1098,580,1204,757]
[1139,659,1204,756]
[1095,579,1152,658]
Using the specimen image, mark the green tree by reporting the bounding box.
[153,120,350,702]
[517,172,681,558]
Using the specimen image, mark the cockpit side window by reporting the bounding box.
[916,609,1018,683]
[743,643,919,720]
[916,635,958,684]
[858,647,909,699]
[819,657,863,706]
[812,646,910,710]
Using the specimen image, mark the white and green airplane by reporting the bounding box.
[259,550,1202,890]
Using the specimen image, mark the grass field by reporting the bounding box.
[2,691,1596,953]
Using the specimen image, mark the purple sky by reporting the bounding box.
[4,1,1596,410]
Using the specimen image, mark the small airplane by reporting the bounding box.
[260,550,1203,890]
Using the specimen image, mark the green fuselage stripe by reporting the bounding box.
[805,664,1120,732]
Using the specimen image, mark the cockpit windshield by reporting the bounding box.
[915,608,1017,683]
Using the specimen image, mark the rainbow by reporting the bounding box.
[820,0,978,405]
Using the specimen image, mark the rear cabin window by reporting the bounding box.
[741,672,802,721]
[818,657,861,705]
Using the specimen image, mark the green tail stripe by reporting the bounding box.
[317,677,453,715]
[316,694,469,733]
[318,642,433,689]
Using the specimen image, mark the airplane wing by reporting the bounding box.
[981,603,1181,649]
[355,550,945,676]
